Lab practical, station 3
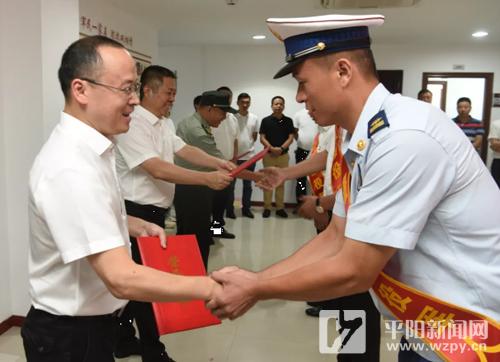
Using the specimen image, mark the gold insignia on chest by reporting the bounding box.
[357,140,366,151]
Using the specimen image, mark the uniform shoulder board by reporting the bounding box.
[367,110,389,139]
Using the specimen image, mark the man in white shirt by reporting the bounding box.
[114,66,233,361]
[227,92,260,218]
[292,108,318,206]
[23,36,222,362]
[210,86,239,239]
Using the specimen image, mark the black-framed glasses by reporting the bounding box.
[80,78,140,96]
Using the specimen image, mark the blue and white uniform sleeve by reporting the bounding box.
[344,130,455,250]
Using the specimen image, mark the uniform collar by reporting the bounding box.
[347,83,390,157]
[60,112,114,156]
[194,112,213,135]
[135,105,161,126]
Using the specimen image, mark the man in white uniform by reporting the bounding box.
[208,14,500,362]
[23,36,222,362]
[114,65,233,361]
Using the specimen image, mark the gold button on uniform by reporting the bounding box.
[357,140,366,151]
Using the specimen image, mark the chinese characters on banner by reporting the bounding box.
[80,16,133,47]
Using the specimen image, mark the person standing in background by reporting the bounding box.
[227,92,260,218]
[259,96,295,218]
[417,89,433,103]
[453,97,484,152]
[211,86,239,238]
[292,108,319,210]
[488,119,500,187]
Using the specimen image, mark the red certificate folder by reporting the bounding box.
[229,147,269,177]
[136,235,221,335]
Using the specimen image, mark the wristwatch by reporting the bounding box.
[315,197,324,214]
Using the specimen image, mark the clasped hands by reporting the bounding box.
[206,266,260,320]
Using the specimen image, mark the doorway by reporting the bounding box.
[422,72,494,162]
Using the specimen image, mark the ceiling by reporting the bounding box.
[108,0,500,47]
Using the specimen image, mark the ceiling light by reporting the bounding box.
[252,35,266,40]
[472,31,488,38]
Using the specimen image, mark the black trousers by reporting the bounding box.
[492,159,500,188]
[22,306,115,362]
[311,213,380,361]
[321,292,381,362]
[227,160,256,213]
[295,147,310,202]
[116,200,170,357]
[213,185,232,226]
[174,184,214,268]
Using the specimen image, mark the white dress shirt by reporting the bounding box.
[115,105,186,209]
[333,84,500,361]
[29,112,129,316]
[293,108,318,151]
[212,113,239,160]
[488,119,500,159]
[235,112,260,159]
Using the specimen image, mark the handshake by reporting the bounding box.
[205,266,262,320]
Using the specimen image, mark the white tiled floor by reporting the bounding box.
[0,207,398,362]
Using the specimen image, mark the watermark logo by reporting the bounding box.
[319,310,366,354]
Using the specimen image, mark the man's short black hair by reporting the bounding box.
[140,65,176,100]
[271,95,285,105]
[237,92,251,102]
[58,35,125,100]
[217,86,232,95]
[418,89,432,100]
[457,97,471,105]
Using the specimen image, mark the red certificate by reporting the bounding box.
[229,147,269,177]
[136,235,221,335]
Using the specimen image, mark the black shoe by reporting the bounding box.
[143,350,176,362]
[212,226,235,239]
[263,209,271,218]
[114,336,141,358]
[226,210,236,219]
[276,209,288,218]
[305,306,322,317]
[242,209,254,218]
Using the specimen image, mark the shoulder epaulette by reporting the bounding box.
[367,110,389,138]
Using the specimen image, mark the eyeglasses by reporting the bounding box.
[80,78,140,96]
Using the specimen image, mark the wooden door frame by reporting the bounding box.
[422,72,494,161]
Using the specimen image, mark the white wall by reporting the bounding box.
[1,0,44,318]
[159,42,500,204]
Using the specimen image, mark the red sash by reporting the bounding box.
[308,133,325,197]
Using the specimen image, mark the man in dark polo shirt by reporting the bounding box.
[259,96,295,218]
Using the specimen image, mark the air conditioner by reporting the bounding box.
[320,0,420,9]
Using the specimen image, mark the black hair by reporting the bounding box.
[417,89,432,100]
[237,92,251,102]
[140,65,176,100]
[58,35,125,100]
[457,97,471,105]
[271,95,285,105]
[217,86,232,95]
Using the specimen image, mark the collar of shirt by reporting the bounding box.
[194,112,212,134]
[135,105,161,126]
[344,83,391,159]
[60,111,114,156]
